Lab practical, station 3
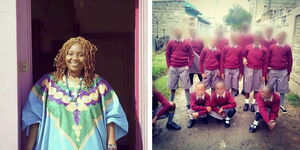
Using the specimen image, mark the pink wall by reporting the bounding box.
[0,0,19,149]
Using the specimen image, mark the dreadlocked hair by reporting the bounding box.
[53,36,98,87]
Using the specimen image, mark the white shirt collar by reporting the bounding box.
[229,43,238,48]
[196,94,205,100]
[209,46,217,51]
[276,42,285,47]
[253,43,261,49]
[264,96,273,102]
[265,37,273,42]
[175,38,184,42]
[217,92,226,98]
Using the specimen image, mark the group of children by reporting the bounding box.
[152,22,293,133]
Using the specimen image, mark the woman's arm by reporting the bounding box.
[26,123,39,150]
[107,123,117,150]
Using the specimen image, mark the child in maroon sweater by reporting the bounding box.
[188,28,204,85]
[215,26,229,51]
[267,31,293,113]
[152,89,181,130]
[221,32,243,96]
[188,82,211,128]
[199,39,221,93]
[242,31,268,112]
[210,82,237,128]
[166,27,194,109]
[249,86,280,133]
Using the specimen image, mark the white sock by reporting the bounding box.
[253,120,259,126]
[252,99,256,104]
[245,99,249,104]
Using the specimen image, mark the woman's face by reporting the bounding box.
[65,43,85,74]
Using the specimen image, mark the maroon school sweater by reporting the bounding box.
[220,45,243,74]
[199,47,221,73]
[211,91,236,112]
[268,44,293,75]
[216,38,229,51]
[166,40,194,68]
[261,38,277,50]
[189,38,204,56]
[190,92,211,115]
[243,44,268,77]
[238,34,253,50]
[256,92,280,123]
[152,90,172,118]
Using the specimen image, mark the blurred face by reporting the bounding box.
[253,32,263,43]
[215,83,225,95]
[65,43,86,74]
[265,27,273,38]
[230,32,239,45]
[277,32,287,44]
[173,28,183,39]
[241,23,250,33]
[195,84,206,97]
[262,88,272,99]
[216,30,224,38]
[189,29,197,38]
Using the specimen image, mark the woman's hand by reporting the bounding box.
[107,123,117,150]
[26,124,39,150]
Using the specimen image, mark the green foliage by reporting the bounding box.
[154,75,169,98]
[152,51,167,80]
[223,5,252,30]
[286,93,300,107]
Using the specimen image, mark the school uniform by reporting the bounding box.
[221,44,243,90]
[238,34,253,50]
[243,44,268,93]
[267,43,293,93]
[261,38,277,50]
[188,38,204,74]
[199,47,221,89]
[166,39,194,89]
[254,92,280,123]
[216,37,229,51]
[210,91,237,120]
[152,90,172,119]
[189,92,211,118]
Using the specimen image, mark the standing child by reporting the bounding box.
[242,31,268,112]
[221,32,243,96]
[267,31,293,113]
[210,82,237,128]
[188,28,204,85]
[188,82,211,128]
[166,27,194,109]
[199,38,221,94]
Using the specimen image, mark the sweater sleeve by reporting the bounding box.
[262,49,268,78]
[269,95,280,121]
[153,90,172,118]
[211,94,219,112]
[257,93,271,123]
[166,41,172,68]
[187,43,195,68]
[220,47,227,74]
[221,93,237,109]
[239,48,244,75]
[287,46,293,75]
[199,49,206,73]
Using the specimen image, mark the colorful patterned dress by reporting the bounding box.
[22,73,128,150]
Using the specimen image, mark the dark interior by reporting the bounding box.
[31,0,135,149]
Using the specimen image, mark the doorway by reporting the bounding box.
[22,0,136,149]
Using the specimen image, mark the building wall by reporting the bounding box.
[0,0,19,149]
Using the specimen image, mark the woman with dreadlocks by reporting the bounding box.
[22,37,128,150]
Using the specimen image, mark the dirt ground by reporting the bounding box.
[153,78,300,150]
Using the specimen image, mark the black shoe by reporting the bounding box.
[234,90,239,96]
[186,104,190,109]
[166,122,181,130]
[243,104,249,111]
[188,119,195,128]
[280,106,287,114]
[249,124,258,133]
[224,120,230,128]
[201,117,208,124]
[250,104,255,112]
